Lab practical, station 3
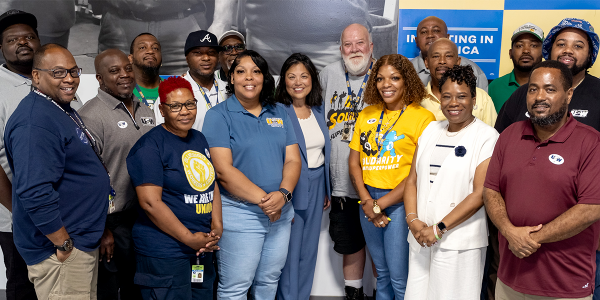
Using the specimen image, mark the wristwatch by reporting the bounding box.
[372,199,381,214]
[437,222,448,233]
[279,188,292,203]
[55,238,74,252]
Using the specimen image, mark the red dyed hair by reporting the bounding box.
[158,76,194,104]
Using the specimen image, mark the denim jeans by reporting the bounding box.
[359,185,409,300]
[216,195,294,300]
[594,251,600,300]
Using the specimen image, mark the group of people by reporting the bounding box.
[0,6,600,300]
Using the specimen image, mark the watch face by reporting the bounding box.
[373,206,381,214]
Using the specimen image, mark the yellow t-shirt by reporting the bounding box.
[349,102,435,190]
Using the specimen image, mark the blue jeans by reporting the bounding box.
[216,196,294,300]
[594,250,600,300]
[359,185,409,300]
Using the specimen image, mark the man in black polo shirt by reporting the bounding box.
[495,18,600,133]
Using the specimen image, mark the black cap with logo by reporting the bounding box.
[0,9,37,36]
[184,30,222,56]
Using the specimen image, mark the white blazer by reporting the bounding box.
[407,119,499,251]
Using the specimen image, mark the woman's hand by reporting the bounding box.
[268,210,282,222]
[409,219,428,244]
[259,191,286,216]
[360,198,377,220]
[418,225,439,247]
[371,213,389,228]
[186,232,220,253]
[323,196,330,210]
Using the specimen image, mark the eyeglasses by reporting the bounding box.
[222,44,245,54]
[163,100,198,112]
[34,67,82,79]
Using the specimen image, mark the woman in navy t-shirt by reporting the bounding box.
[127,76,222,300]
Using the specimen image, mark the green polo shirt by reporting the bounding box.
[488,70,520,113]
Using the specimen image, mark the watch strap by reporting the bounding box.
[279,188,292,202]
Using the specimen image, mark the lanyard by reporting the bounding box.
[344,61,373,114]
[375,107,405,157]
[34,89,110,177]
[134,85,150,107]
[197,79,220,109]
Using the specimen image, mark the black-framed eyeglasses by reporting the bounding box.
[163,100,198,112]
[34,67,82,79]
[222,44,245,54]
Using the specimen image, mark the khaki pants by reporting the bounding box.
[496,279,592,300]
[27,248,99,300]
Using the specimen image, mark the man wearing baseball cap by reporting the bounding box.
[153,30,227,132]
[495,18,600,134]
[489,23,544,113]
[216,30,245,94]
[0,9,41,300]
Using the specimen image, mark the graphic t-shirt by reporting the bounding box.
[133,85,159,110]
[349,103,435,189]
[127,126,215,258]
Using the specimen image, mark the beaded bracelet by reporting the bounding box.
[405,212,417,220]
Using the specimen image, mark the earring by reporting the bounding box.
[473,104,478,110]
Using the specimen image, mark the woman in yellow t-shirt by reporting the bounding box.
[349,54,435,300]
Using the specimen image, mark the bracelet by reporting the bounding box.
[405,212,417,220]
[433,223,442,240]
[409,217,419,223]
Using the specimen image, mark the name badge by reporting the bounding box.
[191,264,204,283]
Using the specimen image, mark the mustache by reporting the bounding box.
[16,45,33,54]
[531,101,550,108]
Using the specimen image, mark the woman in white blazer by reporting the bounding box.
[403,65,499,300]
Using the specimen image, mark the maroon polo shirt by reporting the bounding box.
[485,115,600,298]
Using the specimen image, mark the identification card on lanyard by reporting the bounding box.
[375,107,405,158]
[341,61,373,143]
[191,255,204,283]
[198,79,220,110]
[35,89,117,213]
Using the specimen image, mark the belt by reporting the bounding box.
[109,4,206,22]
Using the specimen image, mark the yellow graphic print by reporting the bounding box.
[182,150,215,192]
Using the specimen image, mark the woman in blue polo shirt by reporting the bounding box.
[126,76,222,300]
[202,50,302,300]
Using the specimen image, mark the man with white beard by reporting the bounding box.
[320,23,374,300]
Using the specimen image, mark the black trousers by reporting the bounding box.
[0,231,37,300]
[97,208,142,300]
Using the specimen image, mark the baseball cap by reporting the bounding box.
[542,18,599,66]
[0,9,37,36]
[511,23,544,42]
[218,30,245,45]
[184,30,222,56]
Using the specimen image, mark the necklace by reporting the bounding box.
[446,117,476,137]
[573,77,585,90]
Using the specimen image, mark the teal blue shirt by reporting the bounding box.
[488,70,520,113]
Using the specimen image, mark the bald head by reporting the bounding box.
[417,16,449,57]
[95,48,135,100]
[31,44,79,104]
[425,38,461,83]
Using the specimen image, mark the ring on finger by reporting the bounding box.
[379,221,384,225]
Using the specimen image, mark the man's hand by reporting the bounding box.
[504,224,542,258]
[56,249,73,263]
[360,198,377,220]
[268,210,282,223]
[259,191,286,216]
[99,228,114,262]
[323,196,331,210]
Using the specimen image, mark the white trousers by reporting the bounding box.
[405,245,486,300]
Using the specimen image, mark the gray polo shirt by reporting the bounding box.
[0,65,82,232]
[411,53,489,92]
[78,88,155,213]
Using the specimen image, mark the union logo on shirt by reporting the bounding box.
[266,118,284,128]
[182,150,215,192]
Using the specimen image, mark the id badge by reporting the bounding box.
[108,188,116,214]
[191,265,204,283]
[341,121,353,142]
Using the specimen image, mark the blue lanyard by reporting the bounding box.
[375,107,405,157]
[197,79,219,109]
[344,61,373,112]
[134,85,150,107]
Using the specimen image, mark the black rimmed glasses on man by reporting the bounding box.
[33,67,82,79]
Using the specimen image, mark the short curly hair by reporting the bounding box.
[439,65,477,98]
[363,54,425,108]
[158,76,193,104]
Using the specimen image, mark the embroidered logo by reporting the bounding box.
[549,154,564,165]
[266,118,284,128]
[75,128,89,144]
[583,283,589,289]
[367,118,377,124]
[525,111,530,118]
[182,150,215,192]
[200,34,211,43]
[571,109,589,118]
[117,121,128,128]
[140,117,154,126]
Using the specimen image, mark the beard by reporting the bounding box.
[103,86,132,101]
[529,100,568,127]
[133,58,161,78]
[569,56,589,77]
[514,61,535,73]
[343,51,372,75]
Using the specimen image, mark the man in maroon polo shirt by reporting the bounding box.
[484,60,600,300]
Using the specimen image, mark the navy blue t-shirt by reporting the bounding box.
[127,125,215,258]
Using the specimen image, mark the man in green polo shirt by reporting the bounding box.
[489,23,544,113]
[128,32,162,110]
